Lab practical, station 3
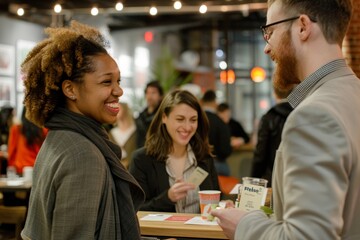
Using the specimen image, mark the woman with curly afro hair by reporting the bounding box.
[21,21,144,240]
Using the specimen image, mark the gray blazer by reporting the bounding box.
[22,130,129,239]
[235,66,360,239]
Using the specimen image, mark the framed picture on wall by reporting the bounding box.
[0,77,15,107]
[0,44,15,76]
[16,40,36,92]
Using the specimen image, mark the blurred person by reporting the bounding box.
[20,21,144,239]
[211,0,360,239]
[135,80,164,148]
[217,102,250,150]
[3,106,47,206]
[109,102,137,169]
[7,106,48,174]
[201,90,232,176]
[130,90,219,213]
[251,87,293,187]
[0,105,15,145]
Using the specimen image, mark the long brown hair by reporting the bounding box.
[145,90,213,162]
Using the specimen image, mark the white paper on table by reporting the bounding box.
[140,214,172,221]
[184,216,218,226]
[229,183,242,194]
[7,178,25,186]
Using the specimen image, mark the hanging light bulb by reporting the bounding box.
[115,2,123,11]
[173,1,182,10]
[199,4,207,14]
[54,4,62,13]
[91,7,99,16]
[17,8,24,16]
[149,6,157,16]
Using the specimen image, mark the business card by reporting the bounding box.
[187,167,208,186]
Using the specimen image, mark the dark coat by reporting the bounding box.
[129,147,220,212]
[251,102,293,187]
[205,111,232,162]
[229,118,250,143]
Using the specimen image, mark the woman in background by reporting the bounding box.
[130,90,219,213]
[8,107,48,174]
[110,102,137,168]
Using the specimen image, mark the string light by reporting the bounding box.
[173,1,182,10]
[149,6,157,16]
[199,4,207,14]
[54,4,62,13]
[17,8,24,16]
[9,2,267,19]
[115,2,123,11]
[91,7,99,16]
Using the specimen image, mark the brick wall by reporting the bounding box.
[344,0,360,77]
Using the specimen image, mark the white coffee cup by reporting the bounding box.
[23,166,33,183]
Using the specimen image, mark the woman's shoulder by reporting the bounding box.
[44,130,104,159]
[132,147,150,159]
[197,155,215,166]
[39,131,107,173]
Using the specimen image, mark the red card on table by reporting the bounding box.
[165,215,193,222]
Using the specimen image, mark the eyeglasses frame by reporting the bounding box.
[260,15,317,43]
[260,16,300,43]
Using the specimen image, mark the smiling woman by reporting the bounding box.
[129,89,220,214]
[19,21,145,239]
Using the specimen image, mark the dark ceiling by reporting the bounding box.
[0,0,268,31]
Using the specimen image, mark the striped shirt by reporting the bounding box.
[288,59,347,108]
[166,145,200,213]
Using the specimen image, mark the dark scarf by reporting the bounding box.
[45,107,145,239]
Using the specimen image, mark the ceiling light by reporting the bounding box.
[149,7,157,16]
[173,1,182,10]
[199,4,207,14]
[54,4,62,13]
[91,7,99,16]
[115,2,123,11]
[17,8,24,16]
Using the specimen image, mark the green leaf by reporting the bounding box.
[260,206,274,216]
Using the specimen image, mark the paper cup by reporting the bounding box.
[198,190,221,221]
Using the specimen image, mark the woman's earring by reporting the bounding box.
[70,96,76,100]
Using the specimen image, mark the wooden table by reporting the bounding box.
[138,211,228,239]
[0,177,31,240]
[0,177,32,192]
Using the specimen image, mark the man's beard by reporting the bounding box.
[272,29,301,93]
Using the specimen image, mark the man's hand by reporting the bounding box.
[211,208,248,240]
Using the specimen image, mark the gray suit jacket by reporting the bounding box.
[235,66,360,239]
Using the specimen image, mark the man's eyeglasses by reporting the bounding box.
[260,16,300,43]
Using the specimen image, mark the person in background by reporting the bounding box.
[135,80,164,148]
[211,0,360,239]
[251,87,292,187]
[0,105,15,146]
[20,21,144,239]
[7,106,48,174]
[130,90,219,213]
[201,90,232,176]
[0,105,15,175]
[109,102,137,169]
[3,106,47,206]
[217,102,250,150]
